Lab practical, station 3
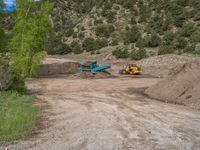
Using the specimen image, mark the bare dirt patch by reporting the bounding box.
[2,77,200,150]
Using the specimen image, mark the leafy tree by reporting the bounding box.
[10,0,53,79]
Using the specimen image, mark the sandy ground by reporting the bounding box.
[1,77,200,150]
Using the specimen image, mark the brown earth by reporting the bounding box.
[145,59,200,110]
[1,56,200,150]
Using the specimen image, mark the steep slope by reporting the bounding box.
[48,0,200,59]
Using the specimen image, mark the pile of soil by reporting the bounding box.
[136,54,197,78]
[145,60,200,110]
[37,58,80,76]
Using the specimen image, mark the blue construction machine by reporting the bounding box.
[78,60,111,74]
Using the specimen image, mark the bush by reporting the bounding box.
[158,45,175,55]
[70,42,83,54]
[179,23,196,37]
[190,29,200,43]
[183,44,195,53]
[130,48,147,60]
[146,33,161,47]
[112,47,129,59]
[94,19,103,25]
[95,24,115,38]
[0,54,25,93]
[124,26,141,44]
[82,38,108,52]
[65,28,74,37]
[162,32,176,45]
[135,37,146,48]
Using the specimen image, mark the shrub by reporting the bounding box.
[94,19,103,25]
[179,23,196,37]
[124,26,141,44]
[82,38,98,52]
[173,36,187,49]
[65,28,74,37]
[112,47,129,58]
[183,44,195,53]
[130,48,147,60]
[82,38,108,52]
[146,33,161,47]
[78,32,85,39]
[190,29,200,43]
[135,37,146,48]
[95,24,115,38]
[0,54,25,93]
[158,45,175,55]
[71,42,83,54]
[162,32,176,45]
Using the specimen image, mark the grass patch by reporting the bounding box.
[0,92,39,141]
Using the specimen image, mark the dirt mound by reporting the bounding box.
[145,60,200,110]
[37,58,80,76]
[136,54,197,78]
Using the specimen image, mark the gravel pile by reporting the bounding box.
[136,54,197,78]
[145,59,200,110]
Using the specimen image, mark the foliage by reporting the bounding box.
[146,33,161,47]
[0,92,38,141]
[158,45,175,55]
[129,48,147,60]
[124,26,141,44]
[112,47,129,58]
[0,54,25,93]
[65,28,74,37]
[95,24,115,38]
[179,23,196,37]
[71,41,83,54]
[82,38,108,52]
[10,0,53,79]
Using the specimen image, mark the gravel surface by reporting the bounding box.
[1,77,200,150]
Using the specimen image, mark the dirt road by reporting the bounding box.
[1,77,200,150]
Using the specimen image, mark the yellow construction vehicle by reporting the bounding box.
[119,64,142,75]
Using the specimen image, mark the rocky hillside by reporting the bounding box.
[48,0,200,60]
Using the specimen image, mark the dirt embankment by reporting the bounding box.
[145,60,200,110]
[136,54,197,78]
[37,58,80,76]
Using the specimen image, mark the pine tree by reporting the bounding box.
[10,0,53,78]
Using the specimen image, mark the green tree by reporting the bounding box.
[10,0,53,79]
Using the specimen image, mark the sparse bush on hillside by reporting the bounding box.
[82,38,108,52]
[95,24,115,38]
[190,29,200,43]
[146,33,161,47]
[94,19,103,25]
[162,32,176,45]
[158,45,175,55]
[65,28,74,37]
[124,26,141,44]
[179,23,196,37]
[135,37,146,48]
[112,47,129,59]
[183,44,195,53]
[129,48,147,60]
[71,42,83,54]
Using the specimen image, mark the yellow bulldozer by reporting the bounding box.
[119,64,142,75]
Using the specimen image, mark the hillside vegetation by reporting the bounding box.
[48,0,200,59]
